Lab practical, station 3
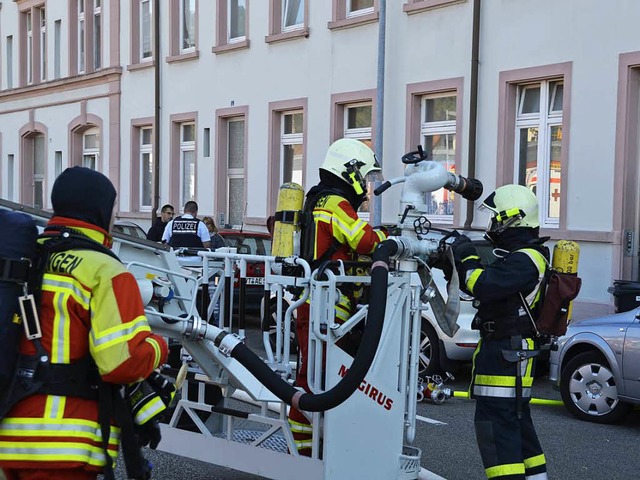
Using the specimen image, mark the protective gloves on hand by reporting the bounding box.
[127,371,177,449]
[450,235,478,264]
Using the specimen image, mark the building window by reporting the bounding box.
[267,0,308,42]
[343,103,373,215]
[228,0,247,42]
[281,111,304,186]
[26,11,33,84]
[7,154,15,201]
[214,0,249,52]
[55,151,63,178]
[180,123,196,205]
[329,0,378,30]
[78,0,85,73]
[39,8,47,80]
[348,0,374,17]
[227,118,245,228]
[420,93,457,220]
[54,20,61,79]
[140,128,153,209]
[21,133,46,209]
[82,128,99,170]
[181,0,196,52]
[93,0,101,70]
[283,0,304,31]
[515,80,563,226]
[403,0,467,15]
[141,0,153,60]
[6,36,13,89]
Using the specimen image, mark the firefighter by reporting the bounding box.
[0,167,169,480]
[288,138,387,455]
[162,200,211,248]
[450,184,548,479]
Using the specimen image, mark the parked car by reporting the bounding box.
[218,229,271,312]
[419,231,494,377]
[549,307,640,423]
[113,220,147,240]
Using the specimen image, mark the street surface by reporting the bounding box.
[101,321,640,480]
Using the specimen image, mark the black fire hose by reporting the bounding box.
[221,239,398,412]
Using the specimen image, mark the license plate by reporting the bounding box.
[246,277,265,285]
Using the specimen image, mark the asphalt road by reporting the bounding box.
[93,321,640,480]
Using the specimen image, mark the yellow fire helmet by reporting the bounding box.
[320,138,384,196]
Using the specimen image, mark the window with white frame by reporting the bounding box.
[39,8,46,81]
[93,0,101,69]
[421,93,457,221]
[228,0,247,42]
[180,0,196,52]
[282,0,304,32]
[78,0,85,73]
[227,117,245,227]
[82,128,99,170]
[343,103,373,214]
[180,123,196,205]
[281,111,304,186]
[140,0,152,60]
[33,134,45,209]
[140,127,153,209]
[347,0,374,18]
[515,80,563,226]
[26,11,33,84]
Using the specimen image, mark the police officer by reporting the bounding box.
[287,138,387,455]
[162,200,211,248]
[450,184,549,480]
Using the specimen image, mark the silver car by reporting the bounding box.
[549,307,640,423]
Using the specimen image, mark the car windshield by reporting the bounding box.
[222,234,272,256]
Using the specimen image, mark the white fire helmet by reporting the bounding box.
[320,138,384,196]
[480,184,539,238]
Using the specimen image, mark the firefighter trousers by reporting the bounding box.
[471,337,548,479]
[3,469,97,480]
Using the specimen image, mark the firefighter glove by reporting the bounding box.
[450,235,477,264]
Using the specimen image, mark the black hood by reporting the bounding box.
[51,167,117,232]
[307,170,365,210]
[486,227,543,251]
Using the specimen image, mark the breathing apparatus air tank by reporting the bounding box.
[271,182,305,259]
[552,240,580,321]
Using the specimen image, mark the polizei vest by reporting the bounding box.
[169,216,203,248]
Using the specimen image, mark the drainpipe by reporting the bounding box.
[464,0,481,229]
[373,0,386,228]
[151,0,161,223]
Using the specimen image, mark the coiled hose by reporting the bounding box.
[222,239,398,412]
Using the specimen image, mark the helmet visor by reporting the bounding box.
[364,170,385,183]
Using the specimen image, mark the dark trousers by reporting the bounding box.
[472,337,547,479]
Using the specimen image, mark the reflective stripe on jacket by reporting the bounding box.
[0,217,168,472]
[311,194,386,262]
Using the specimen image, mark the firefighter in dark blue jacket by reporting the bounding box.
[450,184,549,480]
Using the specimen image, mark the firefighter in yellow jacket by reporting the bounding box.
[288,138,387,455]
[0,167,169,480]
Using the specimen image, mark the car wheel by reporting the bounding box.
[267,298,298,356]
[560,351,631,424]
[419,318,441,378]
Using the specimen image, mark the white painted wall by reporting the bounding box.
[5,0,640,307]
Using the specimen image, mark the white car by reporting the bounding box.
[418,233,495,377]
